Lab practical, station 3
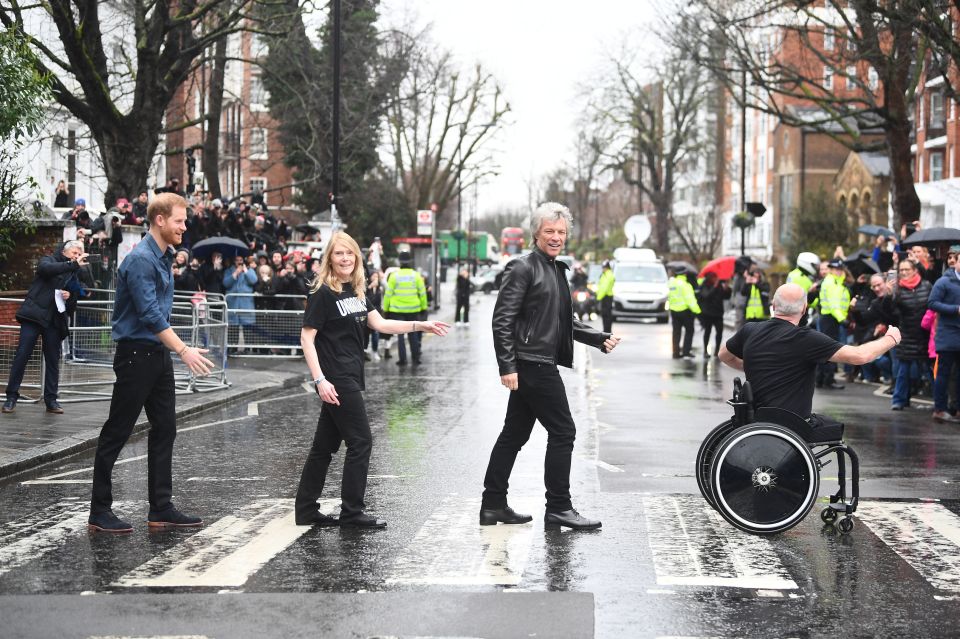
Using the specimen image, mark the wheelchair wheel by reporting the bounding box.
[710,423,820,535]
[695,419,737,510]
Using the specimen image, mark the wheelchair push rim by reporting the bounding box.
[695,419,736,510]
[710,423,819,535]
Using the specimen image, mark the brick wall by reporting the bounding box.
[0,221,67,292]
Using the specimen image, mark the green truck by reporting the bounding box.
[437,229,499,264]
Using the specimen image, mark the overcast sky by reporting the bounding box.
[380,0,659,217]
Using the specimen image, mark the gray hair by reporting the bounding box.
[771,286,806,317]
[62,239,84,252]
[530,202,573,238]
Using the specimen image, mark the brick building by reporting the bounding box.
[165,30,299,219]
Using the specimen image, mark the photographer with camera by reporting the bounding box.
[3,240,89,414]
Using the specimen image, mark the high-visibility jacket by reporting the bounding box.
[596,269,615,301]
[668,275,701,313]
[383,268,427,314]
[786,268,814,294]
[818,273,850,322]
[745,285,768,320]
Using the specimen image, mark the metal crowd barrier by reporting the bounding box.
[0,289,230,404]
[224,293,306,358]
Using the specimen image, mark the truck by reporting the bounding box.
[437,230,499,264]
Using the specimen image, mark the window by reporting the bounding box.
[931,152,944,181]
[930,92,946,128]
[250,74,268,110]
[846,66,857,89]
[824,28,834,51]
[824,68,833,90]
[249,128,268,159]
[250,177,267,204]
[868,67,879,91]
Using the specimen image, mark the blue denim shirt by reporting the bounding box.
[111,233,174,343]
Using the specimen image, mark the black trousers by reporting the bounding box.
[455,298,470,323]
[5,319,62,404]
[387,311,422,363]
[482,361,576,513]
[700,314,724,356]
[600,297,613,333]
[295,390,372,520]
[90,342,176,515]
[817,315,841,384]
[671,310,695,356]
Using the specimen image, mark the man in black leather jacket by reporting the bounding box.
[480,203,621,530]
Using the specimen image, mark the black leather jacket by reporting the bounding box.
[493,247,610,375]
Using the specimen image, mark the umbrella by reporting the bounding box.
[295,222,323,234]
[190,236,250,259]
[857,223,895,237]
[666,260,698,276]
[843,249,881,276]
[900,227,960,248]
[699,256,738,280]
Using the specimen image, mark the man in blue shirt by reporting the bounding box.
[88,193,214,533]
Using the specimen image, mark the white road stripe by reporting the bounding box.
[113,498,336,588]
[594,459,624,473]
[184,477,266,482]
[642,494,798,590]
[857,501,960,593]
[0,500,138,576]
[247,390,310,416]
[386,497,535,586]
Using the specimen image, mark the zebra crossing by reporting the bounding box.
[1,494,959,597]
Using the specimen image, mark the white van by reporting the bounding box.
[611,250,669,323]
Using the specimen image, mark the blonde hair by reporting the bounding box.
[309,231,366,299]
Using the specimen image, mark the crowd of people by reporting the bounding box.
[670,221,960,423]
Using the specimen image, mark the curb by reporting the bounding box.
[0,372,304,481]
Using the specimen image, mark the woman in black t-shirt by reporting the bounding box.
[295,232,450,528]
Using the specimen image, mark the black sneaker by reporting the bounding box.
[2,397,15,413]
[295,512,339,527]
[88,510,134,533]
[147,507,203,528]
[339,512,387,528]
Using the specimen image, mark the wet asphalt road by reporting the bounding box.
[2,294,960,638]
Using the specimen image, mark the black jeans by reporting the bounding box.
[296,390,372,520]
[671,310,695,356]
[700,314,724,356]
[455,298,470,323]
[600,297,613,333]
[5,319,62,404]
[482,361,576,513]
[90,342,176,515]
[388,312,422,362]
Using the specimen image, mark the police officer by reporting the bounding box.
[596,260,615,333]
[816,258,850,390]
[383,251,428,366]
[668,267,700,358]
[741,266,770,323]
[787,252,821,326]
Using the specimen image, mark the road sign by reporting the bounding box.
[417,210,433,236]
[623,215,652,247]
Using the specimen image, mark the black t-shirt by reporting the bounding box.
[725,318,843,418]
[302,283,374,392]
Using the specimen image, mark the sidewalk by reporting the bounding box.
[0,358,305,479]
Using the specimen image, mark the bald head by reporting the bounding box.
[772,283,807,321]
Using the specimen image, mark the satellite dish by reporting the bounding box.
[623,215,651,248]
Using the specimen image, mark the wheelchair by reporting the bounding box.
[696,378,860,535]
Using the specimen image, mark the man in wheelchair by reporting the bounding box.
[700,283,901,534]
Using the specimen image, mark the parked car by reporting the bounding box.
[612,259,669,323]
[471,265,504,294]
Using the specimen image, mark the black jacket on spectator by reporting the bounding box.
[16,252,81,338]
[200,262,225,295]
[456,273,472,302]
[174,266,201,292]
[854,293,896,344]
[697,282,730,318]
[882,279,932,360]
[367,283,384,312]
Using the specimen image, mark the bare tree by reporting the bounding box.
[0,0,286,205]
[680,0,925,226]
[383,30,510,226]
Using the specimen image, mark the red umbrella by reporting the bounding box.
[699,256,738,280]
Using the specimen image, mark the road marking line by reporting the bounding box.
[88,636,211,639]
[0,500,139,576]
[184,477,266,482]
[857,501,960,593]
[642,494,798,590]
[113,498,336,588]
[247,390,310,416]
[386,497,535,586]
[594,459,624,473]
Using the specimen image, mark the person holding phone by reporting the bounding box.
[3,240,88,414]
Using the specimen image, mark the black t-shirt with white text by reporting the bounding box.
[302,283,374,392]
[725,318,843,418]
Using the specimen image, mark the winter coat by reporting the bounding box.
[16,252,81,337]
[927,268,960,352]
[882,279,932,360]
[696,282,730,318]
[223,266,258,325]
